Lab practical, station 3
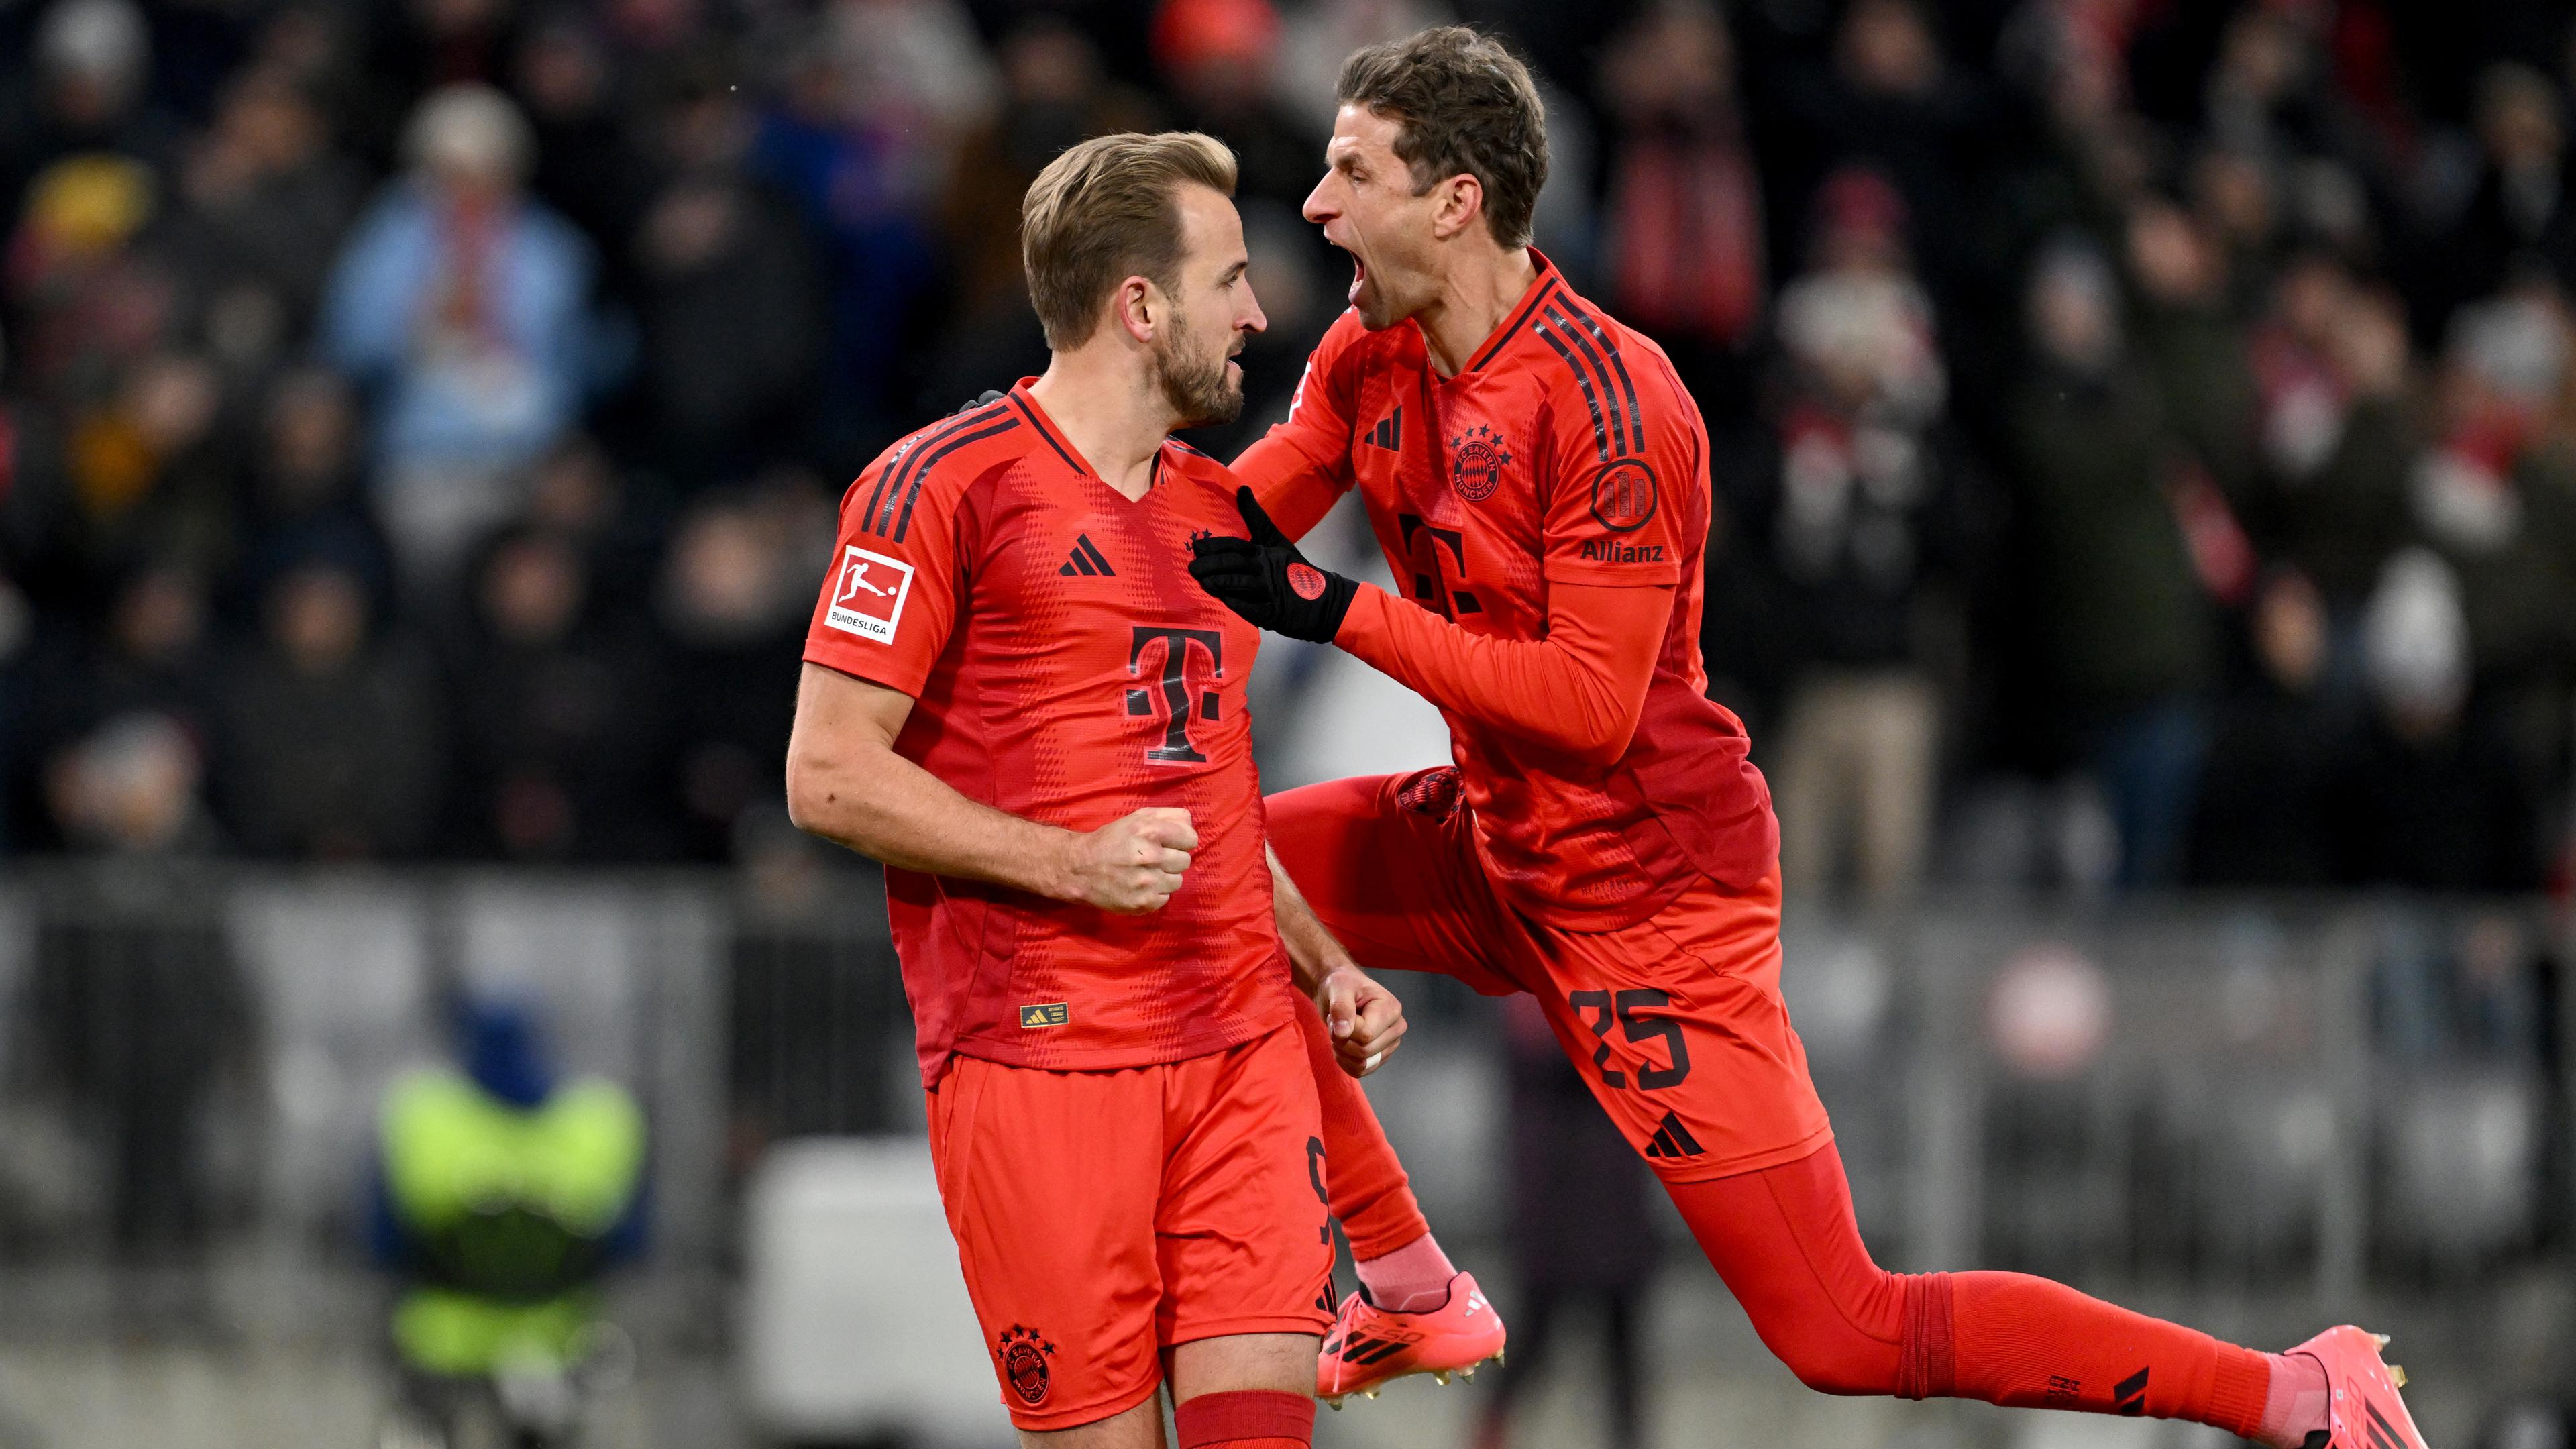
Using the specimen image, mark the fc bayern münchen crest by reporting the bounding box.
[999,1325,1055,1405]
[1449,425,1511,502]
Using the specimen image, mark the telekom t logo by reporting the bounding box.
[1126,626,1224,763]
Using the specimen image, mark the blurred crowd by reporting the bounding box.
[1,0,2573,895]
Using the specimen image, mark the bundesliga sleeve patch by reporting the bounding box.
[822,545,916,643]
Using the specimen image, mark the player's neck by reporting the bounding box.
[1027,355,1175,502]
[1417,245,1540,379]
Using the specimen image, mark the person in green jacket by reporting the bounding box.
[371,998,645,1447]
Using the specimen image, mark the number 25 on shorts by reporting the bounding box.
[1567,989,1693,1090]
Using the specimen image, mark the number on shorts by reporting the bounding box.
[1567,988,1693,1091]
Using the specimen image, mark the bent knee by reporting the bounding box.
[1743,1297,1902,1397]
[1774,1346,1894,1397]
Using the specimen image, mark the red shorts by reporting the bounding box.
[1268,771,1833,1184]
[924,1027,1335,1432]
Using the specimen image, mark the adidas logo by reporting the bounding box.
[1642,1110,1704,1161]
[1057,534,1116,576]
[1367,406,1403,451]
[2114,1367,2148,1417]
[1329,1332,1410,1368]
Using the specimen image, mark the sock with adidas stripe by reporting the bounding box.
[1353,1232,1456,1314]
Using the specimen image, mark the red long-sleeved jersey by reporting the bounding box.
[1234,252,1778,928]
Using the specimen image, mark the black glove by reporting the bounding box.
[1189,487,1359,644]
[954,388,1005,414]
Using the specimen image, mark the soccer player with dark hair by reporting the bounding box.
[786,131,1410,1449]
[1192,27,2432,1449]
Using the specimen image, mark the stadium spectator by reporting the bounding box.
[631,71,826,489]
[44,710,218,855]
[1771,0,2001,299]
[0,0,178,219]
[2009,239,2216,886]
[165,66,366,368]
[2127,200,2263,508]
[930,19,1161,411]
[40,561,217,763]
[1153,0,1317,211]
[655,487,815,863]
[2417,64,2576,334]
[320,83,598,592]
[2190,568,2344,886]
[2332,550,2541,890]
[1596,0,1767,411]
[2249,268,2417,624]
[1760,169,1964,901]
[746,15,946,452]
[511,16,653,288]
[445,526,672,861]
[214,561,443,860]
[234,367,392,617]
[372,996,645,1444]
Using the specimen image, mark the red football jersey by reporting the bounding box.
[1240,252,1778,927]
[802,383,1296,1085]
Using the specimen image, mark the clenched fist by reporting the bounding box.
[1315,964,1406,1077]
[1060,808,1198,913]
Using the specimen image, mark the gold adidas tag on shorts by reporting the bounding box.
[1019,1002,1071,1029]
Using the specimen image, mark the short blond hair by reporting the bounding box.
[1022,131,1238,349]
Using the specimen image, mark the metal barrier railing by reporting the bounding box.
[0,865,2561,1328]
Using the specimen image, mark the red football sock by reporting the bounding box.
[1354,1231,1456,1313]
[1296,1004,1432,1260]
[1174,1389,1314,1448]
[2257,1350,2330,1449]
[1663,1144,2272,1440]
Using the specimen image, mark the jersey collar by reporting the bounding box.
[1006,380,1090,478]
[1455,248,1567,377]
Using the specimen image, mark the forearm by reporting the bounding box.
[1232,433,1347,541]
[788,742,1075,899]
[1332,582,1666,765]
[1267,844,1354,997]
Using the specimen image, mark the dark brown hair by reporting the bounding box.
[1021,131,1238,348]
[1336,26,1548,249]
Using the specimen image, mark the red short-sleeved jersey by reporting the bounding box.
[802,383,1296,1085]
[1243,253,1778,927]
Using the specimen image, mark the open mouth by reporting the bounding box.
[1347,252,1367,304]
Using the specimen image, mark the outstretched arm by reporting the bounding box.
[1333,578,1670,765]
[1190,488,1672,766]
[1228,314,1368,541]
[1231,431,1350,542]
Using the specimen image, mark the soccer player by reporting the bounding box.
[786,131,1407,1449]
[1192,28,2432,1449]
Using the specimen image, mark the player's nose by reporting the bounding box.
[1239,283,1268,335]
[1301,174,1337,227]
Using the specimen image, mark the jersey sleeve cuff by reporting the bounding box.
[1331,581,1394,657]
[801,643,929,699]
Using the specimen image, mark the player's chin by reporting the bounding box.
[1177,380,1247,431]
[1352,282,1398,331]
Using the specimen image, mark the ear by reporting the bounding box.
[1428,172,1487,243]
[1112,275,1160,345]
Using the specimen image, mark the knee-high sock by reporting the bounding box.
[1664,1143,2286,1441]
[1174,1389,1313,1448]
[1296,1006,1433,1262]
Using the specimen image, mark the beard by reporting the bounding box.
[1152,315,1244,429]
